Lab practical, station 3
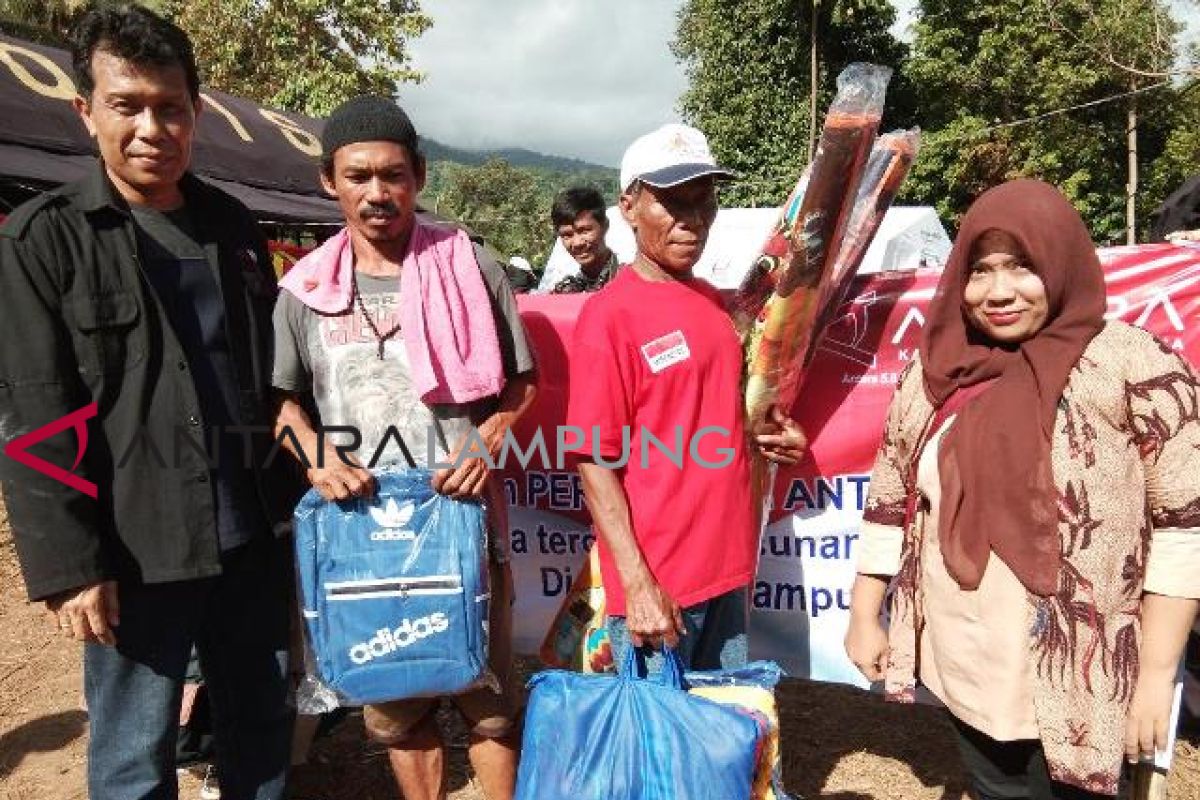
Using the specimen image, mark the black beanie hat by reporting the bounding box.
[321,96,420,162]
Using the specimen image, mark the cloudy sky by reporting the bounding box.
[399,0,691,167]
[400,0,1190,168]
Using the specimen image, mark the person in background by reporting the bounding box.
[846,180,1200,799]
[506,255,538,293]
[0,5,294,799]
[549,185,619,293]
[1149,174,1200,243]
[566,124,806,672]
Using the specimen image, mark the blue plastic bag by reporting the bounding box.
[515,647,762,800]
[293,469,491,706]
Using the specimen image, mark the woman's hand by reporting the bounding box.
[845,613,889,682]
[1125,664,1177,764]
[845,573,891,681]
[1126,593,1198,763]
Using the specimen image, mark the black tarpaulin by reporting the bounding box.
[0,32,340,222]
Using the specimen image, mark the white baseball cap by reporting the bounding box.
[619,123,735,193]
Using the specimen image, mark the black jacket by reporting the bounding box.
[1150,174,1200,242]
[0,163,294,600]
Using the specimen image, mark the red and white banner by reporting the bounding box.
[504,243,1200,683]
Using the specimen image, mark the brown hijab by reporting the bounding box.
[920,180,1106,596]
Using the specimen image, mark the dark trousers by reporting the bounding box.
[951,716,1125,800]
[84,536,294,800]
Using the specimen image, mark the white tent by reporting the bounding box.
[537,205,951,292]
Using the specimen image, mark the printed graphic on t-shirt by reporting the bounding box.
[322,293,400,348]
[640,329,691,373]
[307,291,453,469]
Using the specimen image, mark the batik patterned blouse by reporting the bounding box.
[858,321,1200,795]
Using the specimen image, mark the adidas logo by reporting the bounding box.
[347,613,450,665]
[369,499,416,542]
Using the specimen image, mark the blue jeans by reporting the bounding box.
[84,536,294,800]
[607,587,749,672]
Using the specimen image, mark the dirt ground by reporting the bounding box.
[2,500,1197,799]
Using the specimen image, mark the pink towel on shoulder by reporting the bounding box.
[278,222,506,404]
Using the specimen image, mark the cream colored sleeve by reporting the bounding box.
[857,520,904,576]
[1144,528,1200,598]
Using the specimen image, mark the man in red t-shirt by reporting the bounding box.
[566,124,806,671]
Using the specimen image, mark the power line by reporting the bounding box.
[725,80,1175,191]
[421,81,1184,219]
[932,80,1170,143]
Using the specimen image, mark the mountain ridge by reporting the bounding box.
[419,137,615,175]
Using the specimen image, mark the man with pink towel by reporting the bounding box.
[271,96,537,800]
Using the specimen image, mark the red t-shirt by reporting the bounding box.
[566,267,756,616]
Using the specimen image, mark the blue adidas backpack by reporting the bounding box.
[293,469,491,705]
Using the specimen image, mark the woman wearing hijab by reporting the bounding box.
[845,180,1200,799]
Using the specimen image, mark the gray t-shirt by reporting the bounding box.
[272,243,534,471]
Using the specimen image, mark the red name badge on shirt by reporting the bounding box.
[641,329,691,373]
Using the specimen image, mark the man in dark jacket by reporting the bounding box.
[0,5,293,798]
[1150,174,1200,242]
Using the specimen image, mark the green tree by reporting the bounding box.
[0,0,84,44]
[673,0,910,207]
[1144,84,1200,213]
[435,158,553,267]
[160,0,430,116]
[901,0,1193,242]
[0,0,431,116]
